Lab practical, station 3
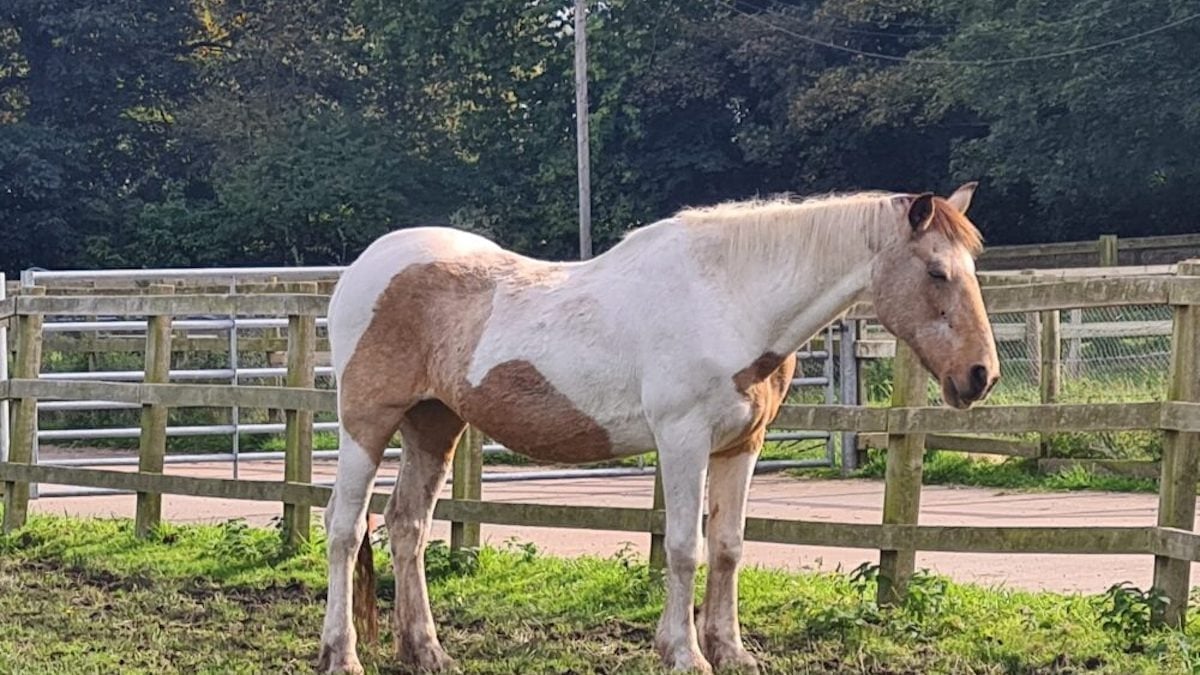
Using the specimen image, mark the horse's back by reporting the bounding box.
[329,227,505,356]
[334,227,502,301]
[329,223,768,464]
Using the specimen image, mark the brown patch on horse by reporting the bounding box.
[461,360,613,463]
[402,399,469,455]
[339,256,612,464]
[716,352,797,457]
[339,260,497,461]
[732,352,787,392]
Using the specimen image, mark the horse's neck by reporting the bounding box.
[695,217,885,358]
[756,258,873,357]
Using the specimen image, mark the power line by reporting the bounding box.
[740,0,1136,32]
[729,0,952,34]
[807,23,949,38]
[729,0,950,42]
[720,0,1200,66]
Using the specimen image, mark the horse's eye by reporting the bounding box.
[928,269,948,281]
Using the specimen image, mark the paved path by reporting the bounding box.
[28,456,1197,595]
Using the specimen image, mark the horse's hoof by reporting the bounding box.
[707,645,759,673]
[657,644,713,673]
[402,645,456,673]
[670,655,714,673]
[317,643,364,675]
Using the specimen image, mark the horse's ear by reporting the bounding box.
[906,192,935,231]
[946,181,979,214]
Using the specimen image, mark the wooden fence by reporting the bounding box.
[978,232,1200,270]
[1,264,1200,623]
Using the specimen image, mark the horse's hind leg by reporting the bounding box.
[387,400,464,672]
[318,404,403,675]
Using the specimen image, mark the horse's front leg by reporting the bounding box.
[653,424,712,673]
[698,442,761,672]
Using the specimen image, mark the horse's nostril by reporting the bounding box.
[969,364,989,395]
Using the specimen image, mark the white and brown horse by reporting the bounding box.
[317,184,999,673]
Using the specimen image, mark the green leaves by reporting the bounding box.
[1,0,1197,272]
[0,0,199,272]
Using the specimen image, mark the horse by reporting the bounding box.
[316,183,999,674]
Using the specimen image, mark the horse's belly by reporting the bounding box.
[457,359,651,464]
[476,421,616,464]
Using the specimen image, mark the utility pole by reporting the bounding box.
[574,0,592,260]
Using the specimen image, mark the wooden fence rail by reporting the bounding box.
[3,462,1199,562]
[977,232,1200,270]
[2,263,1199,625]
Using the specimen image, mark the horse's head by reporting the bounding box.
[870,182,999,409]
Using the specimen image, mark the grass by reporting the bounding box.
[1,514,1199,673]
[808,451,1162,495]
[841,354,1171,494]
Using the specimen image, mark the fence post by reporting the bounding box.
[135,284,175,538]
[1098,234,1119,266]
[839,319,860,474]
[0,273,9,468]
[877,341,926,606]
[1066,307,1083,378]
[1151,260,1200,626]
[1038,309,1061,457]
[2,286,45,534]
[282,281,317,551]
[450,425,483,552]
[1015,276,1040,385]
[649,461,666,578]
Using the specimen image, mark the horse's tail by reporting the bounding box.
[352,512,380,643]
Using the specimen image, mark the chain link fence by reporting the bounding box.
[859,303,1173,460]
[990,306,1170,460]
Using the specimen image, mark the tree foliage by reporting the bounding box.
[0,0,1197,272]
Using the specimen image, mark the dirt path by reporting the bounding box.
[27,456,1197,595]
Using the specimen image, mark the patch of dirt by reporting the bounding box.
[10,557,316,608]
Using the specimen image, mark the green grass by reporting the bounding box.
[838,353,1170,493]
[1,514,1199,673]
[816,451,1162,495]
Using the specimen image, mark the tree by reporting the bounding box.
[0,0,201,273]
[4,0,1199,273]
[104,0,456,267]
[932,0,1200,241]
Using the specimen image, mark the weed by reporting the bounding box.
[503,537,540,563]
[905,569,952,622]
[1097,582,1169,652]
[424,539,481,582]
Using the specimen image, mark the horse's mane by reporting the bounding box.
[671,191,982,258]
